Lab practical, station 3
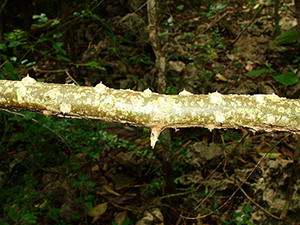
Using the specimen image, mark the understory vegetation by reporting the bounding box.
[1,0,300,224]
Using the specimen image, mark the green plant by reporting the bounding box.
[112,218,131,225]
[246,68,298,86]
[142,180,165,197]
[274,30,300,46]
[223,205,253,225]
[1,175,40,224]
[49,208,65,224]
[200,3,228,18]
[0,108,138,223]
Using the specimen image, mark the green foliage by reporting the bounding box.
[1,175,40,224]
[245,69,276,77]
[112,218,131,225]
[0,1,109,81]
[273,30,300,46]
[246,68,298,85]
[0,109,136,223]
[273,71,298,85]
[200,3,228,18]
[223,205,253,225]
[142,179,165,197]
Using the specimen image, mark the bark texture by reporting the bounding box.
[1,76,300,147]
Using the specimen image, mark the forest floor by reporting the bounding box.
[1,0,300,225]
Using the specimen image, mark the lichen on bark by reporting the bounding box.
[1,77,300,148]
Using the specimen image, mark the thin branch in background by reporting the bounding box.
[0,0,8,14]
[197,133,292,220]
[181,133,292,222]
[231,4,264,45]
[279,135,300,224]
[0,108,73,155]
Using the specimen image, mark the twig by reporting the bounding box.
[0,60,8,69]
[0,108,73,155]
[279,135,300,224]
[198,11,232,36]
[240,187,298,225]
[196,133,292,220]
[64,69,79,85]
[231,4,264,45]
[162,131,250,200]
[0,0,8,14]
[106,199,142,214]
[180,133,292,222]
[143,202,163,223]
[32,66,79,85]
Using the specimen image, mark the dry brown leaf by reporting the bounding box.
[281,145,294,160]
[103,185,121,196]
[114,211,128,225]
[87,202,108,217]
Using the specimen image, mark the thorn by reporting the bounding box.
[150,125,163,149]
[143,88,153,97]
[21,74,36,85]
[179,89,193,96]
[95,81,107,93]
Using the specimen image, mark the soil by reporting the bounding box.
[1,0,300,224]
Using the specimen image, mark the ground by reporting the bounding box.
[0,0,300,224]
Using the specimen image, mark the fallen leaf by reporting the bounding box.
[280,145,294,160]
[114,211,128,225]
[103,185,121,196]
[258,152,282,159]
[87,202,108,217]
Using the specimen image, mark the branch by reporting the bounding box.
[1,76,300,148]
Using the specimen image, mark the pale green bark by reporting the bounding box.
[1,76,300,147]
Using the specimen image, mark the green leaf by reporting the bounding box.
[0,43,7,51]
[75,197,84,203]
[86,181,96,188]
[40,14,48,23]
[79,173,88,183]
[21,59,28,64]
[26,62,36,67]
[51,19,61,26]
[84,61,106,70]
[274,30,299,46]
[1,54,8,60]
[122,218,131,225]
[273,71,298,85]
[22,111,36,120]
[245,69,276,77]
[177,5,184,11]
[56,55,70,62]
[197,34,208,38]
[210,51,218,59]
[258,152,281,159]
[244,205,251,214]
[85,202,93,211]
[4,61,14,71]
[32,13,48,23]
[234,212,244,218]
[10,57,17,62]
[215,3,228,10]
[20,214,37,222]
[184,33,196,37]
[91,13,101,21]
[53,32,63,39]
